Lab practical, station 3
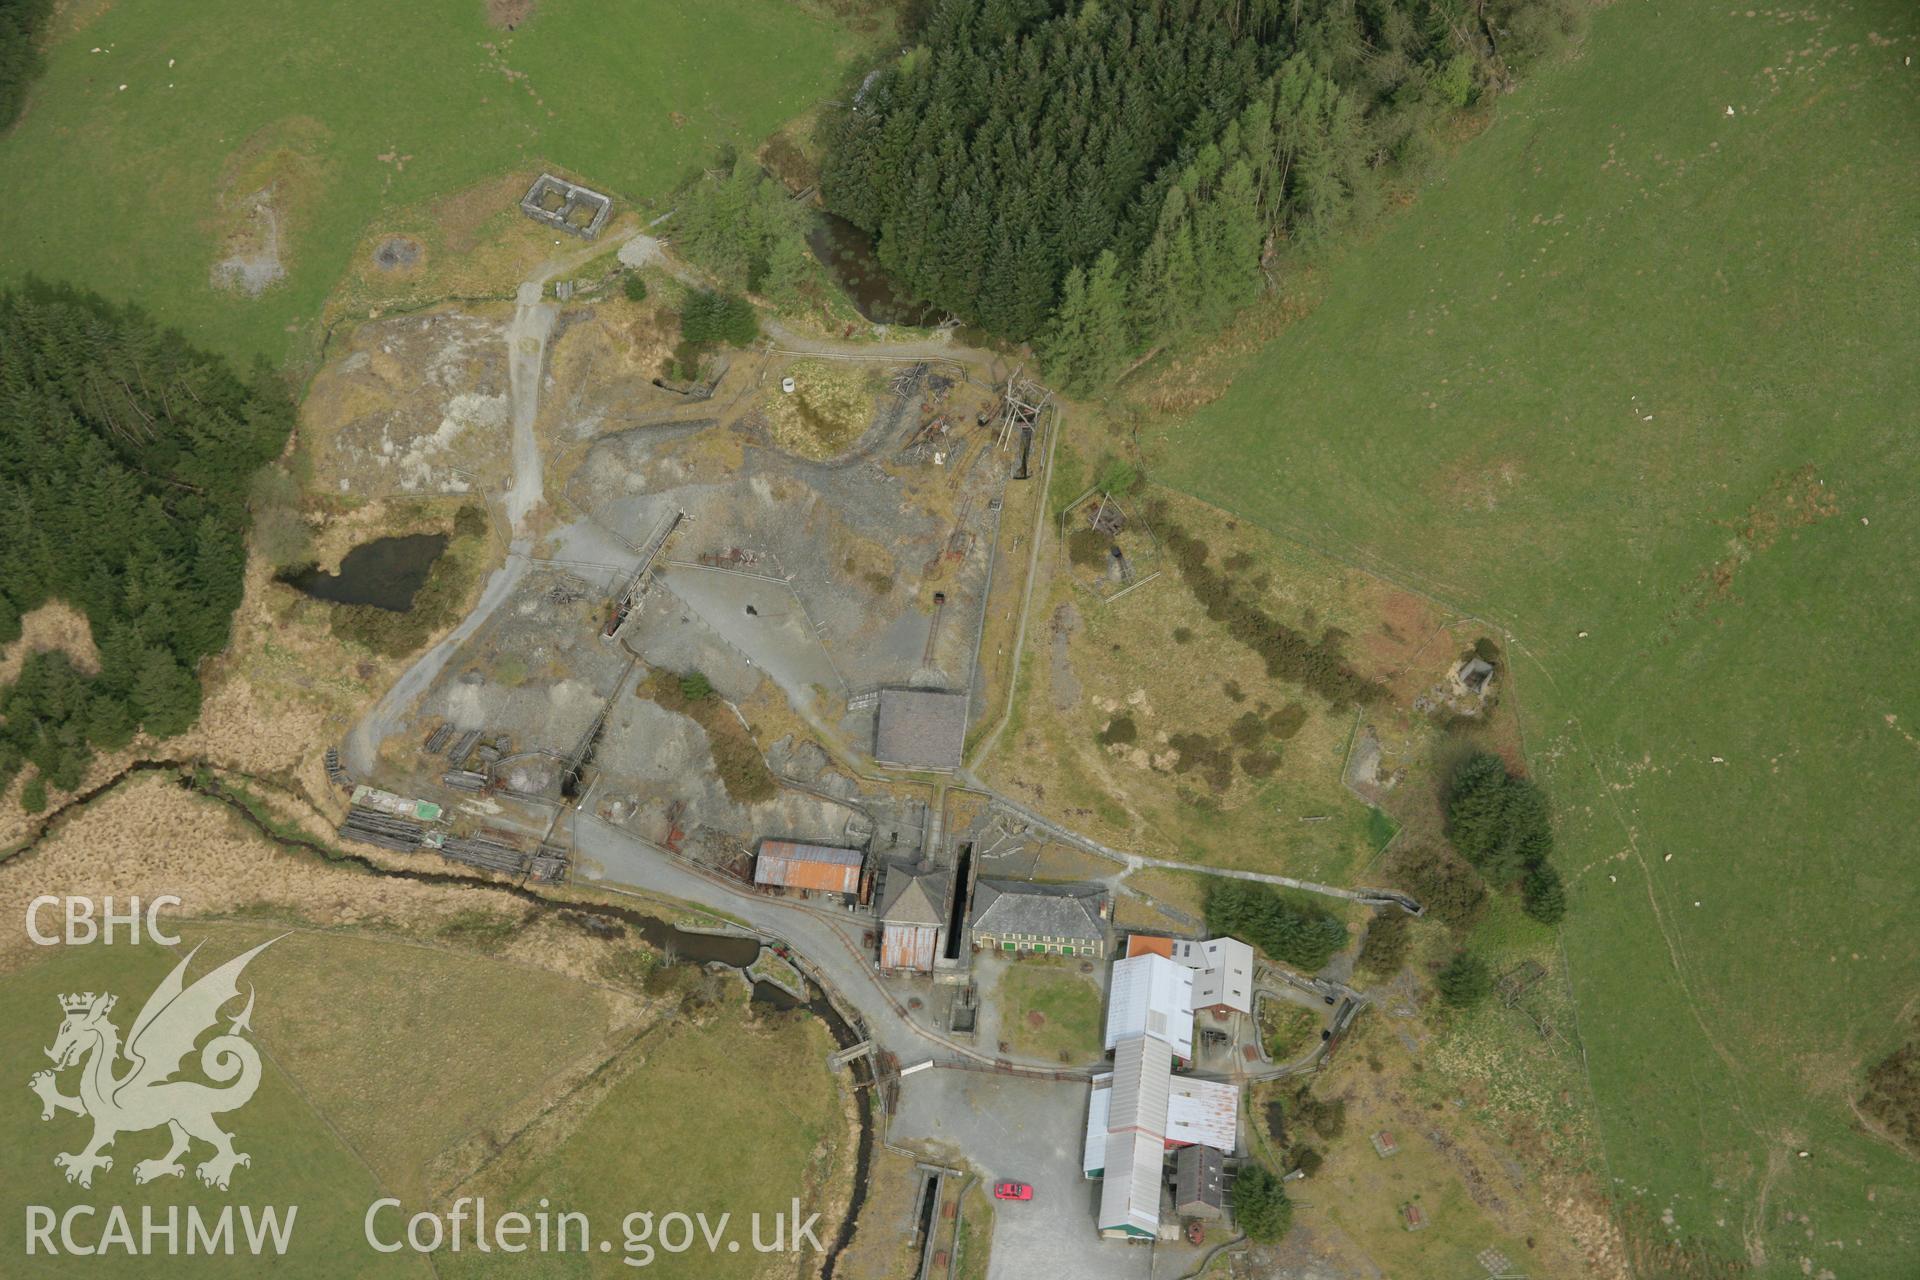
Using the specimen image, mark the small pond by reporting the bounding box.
[281,533,447,611]
[807,213,944,328]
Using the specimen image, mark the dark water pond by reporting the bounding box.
[807,213,944,327]
[282,533,447,611]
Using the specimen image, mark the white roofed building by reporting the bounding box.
[1171,937,1255,1016]
[1082,1076,1112,1177]
[1166,1076,1239,1152]
[1096,1027,1174,1238]
[1097,1130,1164,1239]
[1104,953,1195,1060]
[1109,1035,1173,1136]
[1083,948,1244,1240]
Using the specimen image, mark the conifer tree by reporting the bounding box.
[1438,951,1492,1007]
[821,0,1568,382]
[1446,752,1511,866]
[1041,266,1092,390]
[1522,862,1568,925]
[1080,250,1131,384]
[0,286,291,792]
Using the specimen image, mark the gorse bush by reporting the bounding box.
[1437,950,1492,1007]
[1385,842,1487,932]
[1066,526,1109,568]
[1357,909,1412,975]
[1858,1036,1920,1150]
[1522,860,1567,924]
[1155,511,1382,707]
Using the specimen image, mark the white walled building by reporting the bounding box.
[1171,937,1255,1016]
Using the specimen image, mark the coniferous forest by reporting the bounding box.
[821,0,1585,389]
[0,286,294,796]
[0,0,52,128]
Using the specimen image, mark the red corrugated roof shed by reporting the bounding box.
[754,841,864,894]
[1126,934,1175,959]
[881,922,938,971]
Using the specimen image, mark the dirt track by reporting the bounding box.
[344,238,613,775]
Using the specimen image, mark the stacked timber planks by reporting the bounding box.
[448,730,482,767]
[439,831,530,875]
[339,805,426,852]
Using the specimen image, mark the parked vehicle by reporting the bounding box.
[993,1180,1033,1202]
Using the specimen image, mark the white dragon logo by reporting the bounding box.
[28,938,278,1191]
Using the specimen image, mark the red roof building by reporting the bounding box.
[753,841,864,896]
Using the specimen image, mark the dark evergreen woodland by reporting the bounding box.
[822,0,1585,389]
[1205,878,1350,971]
[0,0,52,128]
[1445,749,1566,922]
[0,286,294,794]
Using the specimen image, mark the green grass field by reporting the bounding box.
[1157,1,1920,1272]
[0,0,866,366]
[0,923,846,1277]
[441,1001,844,1279]
[0,934,423,1276]
[995,956,1104,1064]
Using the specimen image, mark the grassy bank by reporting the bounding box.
[0,0,868,367]
[995,955,1103,1063]
[1157,1,1920,1270]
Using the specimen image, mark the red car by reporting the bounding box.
[993,1180,1033,1202]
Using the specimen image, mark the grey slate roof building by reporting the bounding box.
[969,879,1106,957]
[878,864,951,925]
[873,687,969,771]
[1174,1145,1225,1219]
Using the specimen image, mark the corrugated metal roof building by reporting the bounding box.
[1087,1037,1179,1237]
[1109,1034,1173,1136]
[1082,1074,1112,1177]
[752,841,864,895]
[1104,953,1195,1060]
[1166,1076,1239,1153]
[877,864,949,972]
[1097,1129,1164,1239]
